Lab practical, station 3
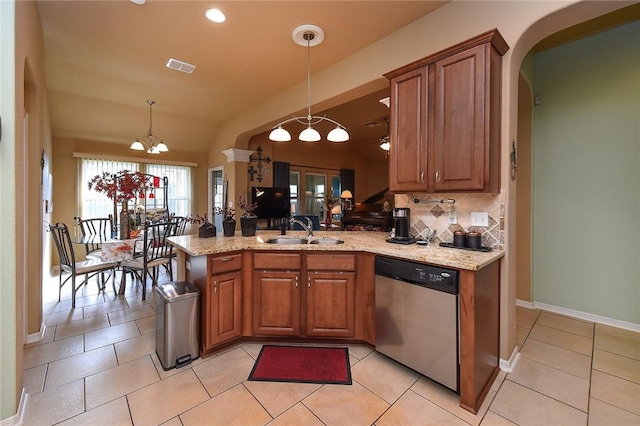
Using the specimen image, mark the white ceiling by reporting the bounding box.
[37,0,448,152]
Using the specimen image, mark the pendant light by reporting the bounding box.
[130,100,169,154]
[268,25,349,143]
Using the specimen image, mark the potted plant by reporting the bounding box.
[214,204,236,237]
[237,196,258,237]
[87,170,150,239]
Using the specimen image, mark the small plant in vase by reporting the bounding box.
[214,205,236,237]
[237,196,258,236]
[188,213,215,238]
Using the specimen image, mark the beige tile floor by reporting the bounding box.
[23,270,640,425]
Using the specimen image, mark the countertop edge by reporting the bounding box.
[167,231,505,271]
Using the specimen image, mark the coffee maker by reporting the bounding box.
[393,208,411,240]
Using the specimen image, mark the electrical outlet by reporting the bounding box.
[448,210,457,224]
[470,212,489,227]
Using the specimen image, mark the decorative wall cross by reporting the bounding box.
[248,146,271,182]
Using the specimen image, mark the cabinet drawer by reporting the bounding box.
[254,252,301,270]
[209,253,242,274]
[306,254,356,271]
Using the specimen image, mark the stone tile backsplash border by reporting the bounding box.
[394,191,505,250]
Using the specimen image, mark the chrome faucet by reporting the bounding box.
[289,216,313,237]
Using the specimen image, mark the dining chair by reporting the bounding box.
[73,215,113,260]
[169,215,188,236]
[120,221,173,300]
[49,222,118,308]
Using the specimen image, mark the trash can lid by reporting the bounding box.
[155,281,199,302]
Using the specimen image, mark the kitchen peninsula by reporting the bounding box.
[167,231,504,413]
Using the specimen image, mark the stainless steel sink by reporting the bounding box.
[264,238,309,244]
[309,238,344,245]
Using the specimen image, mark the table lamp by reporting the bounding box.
[341,190,353,210]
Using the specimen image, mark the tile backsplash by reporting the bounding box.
[394,191,504,249]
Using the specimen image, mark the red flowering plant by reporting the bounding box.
[237,196,258,218]
[87,170,151,203]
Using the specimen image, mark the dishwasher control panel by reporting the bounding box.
[375,256,458,294]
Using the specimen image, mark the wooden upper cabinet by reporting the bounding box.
[433,44,486,191]
[389,67,428,192]
[385,29,508,193]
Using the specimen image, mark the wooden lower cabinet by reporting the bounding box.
[252,252,357,339]
[306,271,355,337]
[206,270,242,347]
[252,270,300,336]
[189,252,243,356]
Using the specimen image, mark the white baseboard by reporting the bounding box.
[499,345,521,373]
[0,388,28,426]
[516,299,640,332]
[24,323,46,345]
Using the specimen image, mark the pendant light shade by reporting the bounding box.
[269,25,349,144]
[268,125,292,142]
[327,126,349,142]
[299,126,321,142]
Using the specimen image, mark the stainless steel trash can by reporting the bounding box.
[155,281,199,370]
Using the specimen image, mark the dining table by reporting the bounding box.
[71,234,140,295]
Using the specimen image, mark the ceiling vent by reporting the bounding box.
[364,121,381,128]
[166,58,196,74]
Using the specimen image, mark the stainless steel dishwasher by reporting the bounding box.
[375,255,459,392]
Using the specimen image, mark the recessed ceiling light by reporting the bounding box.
[130,0,145,5]
[205,8,226,23]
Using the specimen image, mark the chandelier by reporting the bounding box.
[130,100,169,154]
[269,25,349,143]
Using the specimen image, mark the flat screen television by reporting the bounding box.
[251,187,291,219]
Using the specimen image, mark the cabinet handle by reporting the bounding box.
[308,277,311,288]
[435,170,440,183]
[420,171,424,183]
[214,281,217,294]
[295,276,298,287]
[220,257,233,262]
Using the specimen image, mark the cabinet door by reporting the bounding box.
[305,271,355,338]
[389,67,429,192]
[433,44,487,191]
[252,271,300,336]
[207,271,242,347]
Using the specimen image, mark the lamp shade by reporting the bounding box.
[299,126,321,142]
[340,190,353,199]
[327,126,349,142]
[269,125,292,142]
[130,140,145,150]
[156,141,169,152]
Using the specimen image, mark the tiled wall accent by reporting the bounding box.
[394,191,505,249]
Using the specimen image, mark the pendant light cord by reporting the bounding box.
[304,32,314,123]
[147,100,155,136]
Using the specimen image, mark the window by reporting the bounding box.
[289,172,300,215]
[290,168,341,218]
[145,164,191,217]
[79,159,139,219]
[79,158,192,219]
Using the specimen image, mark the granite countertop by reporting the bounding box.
[168,231,504,271]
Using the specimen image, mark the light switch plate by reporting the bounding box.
[470,212,489,227]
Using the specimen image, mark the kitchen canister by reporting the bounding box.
[453,230,466,247]
[466,231,482,249]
